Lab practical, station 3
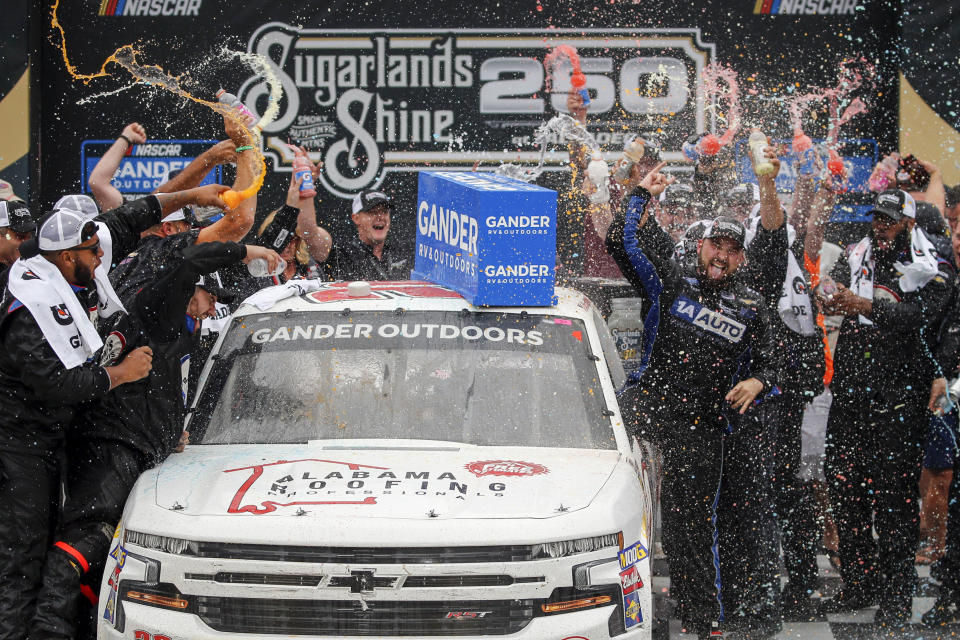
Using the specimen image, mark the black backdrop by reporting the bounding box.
[35,0,902,263]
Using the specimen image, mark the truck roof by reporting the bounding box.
[234,280,598,320]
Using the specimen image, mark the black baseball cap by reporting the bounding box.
[703,216,746,248]
[661,182,695,208]
[870,189,916,222]
[0,201,36,234]
[196,275,236,304]
[352,190,392,214]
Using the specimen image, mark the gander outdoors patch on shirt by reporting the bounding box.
[670,296,746,343]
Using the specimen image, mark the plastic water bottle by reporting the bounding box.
[586,153,610,204]
[607,298,645,375]
[749,130,775,176]
[247,257,286,278]
[571,72,590,106]
[289,146,317,198]
[216,89,257,124]
[614,136,647,182]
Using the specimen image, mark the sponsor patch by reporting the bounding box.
[51,304,73,326]
[618,540,649,570]
[464,460,549,477]
[99,331,126,366]
[620,564,643,595]
[669,296,746,343]
[624,590,643,628]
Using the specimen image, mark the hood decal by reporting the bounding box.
[226,459,388,514]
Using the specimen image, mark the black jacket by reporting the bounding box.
[0,285,110,456]
[76,241,247,461]
[99,195,164,270]
[742,222,826,399]
[326,236,411,281]
[606,187,778,417]
[830,229,953,404]
[110,229,201,303]
[0,196,163,457]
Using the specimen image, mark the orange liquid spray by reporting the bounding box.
[50,0,267,209]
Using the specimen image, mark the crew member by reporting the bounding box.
[0,210,153,639]
[30,240,281,637]
[608,163,778,639]
[326,189,411,281]
[0,200,36,281]
[819,189,953,627]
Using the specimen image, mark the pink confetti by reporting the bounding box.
[543,44,585,93]
[702,62,741,148]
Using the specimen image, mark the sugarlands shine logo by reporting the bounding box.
[238,25,715,198]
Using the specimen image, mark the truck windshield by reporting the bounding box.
[191,310,615,450]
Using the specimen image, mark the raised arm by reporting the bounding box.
[88,123,146,211]
[804,181,838,264]
[290,147,332,263]
[606,163,681,300]
[916,158,946,215]
[197,113,258,244]
[755,143,784,230]
[154,140,237,194]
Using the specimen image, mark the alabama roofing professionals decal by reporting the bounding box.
[236,25,715,198]
[224,459,514,514]
[465,460,549,477]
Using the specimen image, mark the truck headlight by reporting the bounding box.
[125,530,196,555]
[530,532,622,559]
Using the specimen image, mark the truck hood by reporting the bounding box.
[153,443,620,520]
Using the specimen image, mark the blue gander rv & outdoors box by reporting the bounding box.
[413,171,558,306]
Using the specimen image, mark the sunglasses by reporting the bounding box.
[70,239,101,253]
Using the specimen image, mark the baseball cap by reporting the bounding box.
[722,183,760,207]
[703,216,746,248]
[352,190,392,215]
[160,207,196,224]
[683,219,710,242]
[195,275,236,304]
[0,201,36,234]
[0,179,24,203]
[36,209,98,251]
[661,182,695,208]
[54,194,100,219]
[871,189,916,222]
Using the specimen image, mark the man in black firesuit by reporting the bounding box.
[29,237,281,638]
[819,189,953,627]
[0,211,153,639]
[608,162,779,639]
[0,182,231,639]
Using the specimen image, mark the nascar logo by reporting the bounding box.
[670,297,746,343]
[99,0,202,16]
[753,0,859,14]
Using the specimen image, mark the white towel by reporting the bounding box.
[848,227,940,325]
[241,278,323,311]
[8,255,126,368]
[744,217,816,336]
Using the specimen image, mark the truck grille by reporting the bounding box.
[194,596,534,635]
[193,541,537,564]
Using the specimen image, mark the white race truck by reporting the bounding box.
[98,281,655,639]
